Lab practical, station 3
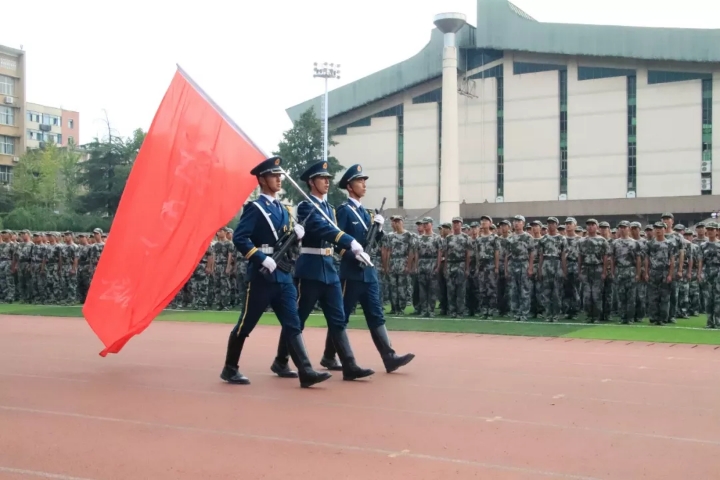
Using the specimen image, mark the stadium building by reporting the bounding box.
[286,0,720,226]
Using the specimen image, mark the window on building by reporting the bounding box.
[69,136,74,145]
[0,75,14,96]
[397,113,404,208]
[559,70,568,195]
[627,76,637,193]
[27,111,41,123]
[56,134,62,145]
[0,58,17,71]
[648,71,711,85]
[0,135,15,155]
[0,165,12,184]
[496,74,504,197]
[68,118,74,129]
[702,78,713,193]
[41,114,60,127]
[0,105,13,126]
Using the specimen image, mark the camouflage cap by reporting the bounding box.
[490,224,497,230]
[469,221,480,227]
[452,216,463,223]
[644,225,654,231]
[499,219,510,226]
[415,219,423,225]
[618,221,630,227]
[558,224,566,230]
[541,225,548,229]
[421,217,433,224]
[586,218,598,225]
[565,217,577,224]
[524,225,532,230]
[32,232,40,237]
[653,221,666,229]
[513,215,525,222]
[77,233,86,238]
[92,228,103,234]
[0,229,7,234]
[598,221,610,228]
[706,222,717,230]
[441,222,451,229]
[683,230,694,236]
[480,215,493,223]
[547,216,559,224]
[20,229,30,234]
[530,220,541,227]
[391,215,403,221]
[661,212,674,219]
[673,224,685,231]
[462,224,470,229]
[696,222,706,228]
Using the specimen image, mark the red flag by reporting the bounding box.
[83,65,265,356]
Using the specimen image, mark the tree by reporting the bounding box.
[78,126,146,217]
[273,107,345,206]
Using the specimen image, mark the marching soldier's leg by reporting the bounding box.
[320,280,374,381]
[271,282,332,388]
[222,282,269,385]
[318,279,361,371]
[272,278,320,370]
[360,280,415,373]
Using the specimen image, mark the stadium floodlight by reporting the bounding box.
[313,62,341,163]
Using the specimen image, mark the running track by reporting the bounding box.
[1,315,719,479]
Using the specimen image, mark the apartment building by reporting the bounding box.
[26,102,80,149]
[0,44,25,184]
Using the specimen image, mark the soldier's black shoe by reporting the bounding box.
[285,333,332,388]
[222,332,250,384]
[271,336,298,378]
[329,328,374,381]
[319,331,343,371]
[370,325,415,373]
[320,356,343,371]
[220,366,250,385]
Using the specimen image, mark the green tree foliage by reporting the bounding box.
[78,128,146,217]
[273,107,345,207]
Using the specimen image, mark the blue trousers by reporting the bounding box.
[295,278,346,331]
[341,279,385,328]
[230,280,302,338]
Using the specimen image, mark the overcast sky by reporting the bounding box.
[2,0,719,155]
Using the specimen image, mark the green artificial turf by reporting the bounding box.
[1,303,718,345]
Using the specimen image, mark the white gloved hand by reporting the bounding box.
[293,224,305,240]
[374,214,385,226]
[350,239,363,254]
[261,257,277,273]
[355,251,373,266]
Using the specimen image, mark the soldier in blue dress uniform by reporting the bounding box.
[271,160,375,381]
[220,156,332,388]
[320,164,415,373]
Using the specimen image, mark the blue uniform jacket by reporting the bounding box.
[293,196,355,284]
[232,198,294,284]
[335,200,384,283]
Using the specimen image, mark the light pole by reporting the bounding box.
[313,62,341,162]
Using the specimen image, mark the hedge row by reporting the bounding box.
[1,207,112,233]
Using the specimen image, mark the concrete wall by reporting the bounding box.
[330,115,397,209]
[636,69,702,197]
[404,102,439,209]
[566,63,628,200]
[503,58,560,202]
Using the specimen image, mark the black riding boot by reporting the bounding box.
[220,332,250,384]
[329,328,375,381]
[370,325,415,373]
[320,330,343,371]
[286,333,333,388]
[270,334,299,378]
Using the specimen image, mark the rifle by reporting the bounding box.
[259,213,308,277]
[359,197,386,269]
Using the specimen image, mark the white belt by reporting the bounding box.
[259,246,274,254]
[301,247,334,256]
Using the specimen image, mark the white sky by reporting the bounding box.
[2,0,719,155]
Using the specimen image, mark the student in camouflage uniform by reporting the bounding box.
[475,215,499,319]
[436,222,451,315]
[416,217,441,317]
[0,230,16,302]
[382,216,414,315]
[563,218,581,319]
[465,222,480,316]
[443,217,471,318]
[30,233,47,304]
[59,231,79,304]
[661,213,684,321]
[191,241,215,310]
[683,229,701,316]
[577,219,609,323]
[212,229,233,310]
[598,222,614,321]
[630,222,648,322]
[537,217,567,322]
[505,215,534,321]
[411,220,422,314]
[529,221,543,318]
[611,221,641,324]
[646,222,675,325]
[693,222,709,314]
[700,222,719,328]
[673,225,693,318]
[76,234,92,303]
[88,228,105,287]
[495,220,510,316]
[14,230,33,303]
[44,233,62,304]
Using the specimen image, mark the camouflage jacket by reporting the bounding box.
[578,236,609,266]
[646,238,674,274]
[506,232,534,263]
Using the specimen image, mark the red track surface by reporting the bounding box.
[1,315,720,479]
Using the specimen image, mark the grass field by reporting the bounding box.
[1,303,719,345]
